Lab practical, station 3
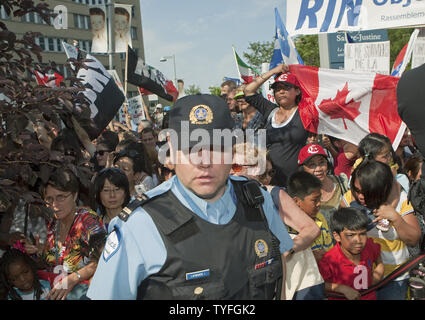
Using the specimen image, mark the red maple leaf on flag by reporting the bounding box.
[317,82,361,130]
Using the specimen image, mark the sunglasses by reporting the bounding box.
[113,149,139,160]
[161,167,175,175]
[271,82,295,91]
[95,150,111,156]
[231,163,256,172]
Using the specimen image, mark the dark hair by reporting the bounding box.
[113,147,148,174]
[0,249,43,300]
[287,171,322,200]
[331,207,370,234]
[98,130,119,151]
[114,7,130,19]
[404,155,423,183]
[358,133,393,160]
[93,168,130,218]
[42,167,79,197]
[350,159,393,209]
[50,129,84,164]
[89,7,105,18]
[141,127,157,138]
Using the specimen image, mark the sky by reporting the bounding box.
[139,0,285,94]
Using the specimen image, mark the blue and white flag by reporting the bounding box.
[391,28,420,78]
[269,7,304,70]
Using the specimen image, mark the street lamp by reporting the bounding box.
[160,54,177,87]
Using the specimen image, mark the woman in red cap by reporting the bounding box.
[244,64,308,187]
[298,143,348,225]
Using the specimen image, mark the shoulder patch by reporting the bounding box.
[103,228,121,262]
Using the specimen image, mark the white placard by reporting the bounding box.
[412,38,425,69]
[127,95,146,125]
[344,41,390,75]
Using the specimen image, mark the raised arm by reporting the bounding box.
[244,64,289,97]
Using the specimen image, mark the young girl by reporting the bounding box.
[0,249,50,300]
[340,159,421,300]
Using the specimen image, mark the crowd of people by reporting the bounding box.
[0,62,424,301]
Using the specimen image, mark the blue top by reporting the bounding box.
[87,175,293,300]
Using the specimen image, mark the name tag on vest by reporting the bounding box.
[185,269,210,281]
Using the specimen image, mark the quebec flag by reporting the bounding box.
[391,28,419,78]
[269,7,304,70]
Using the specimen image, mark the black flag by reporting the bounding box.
[127,46,177,102]
[63,42,125,140]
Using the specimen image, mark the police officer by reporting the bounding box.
[87,94,294,300]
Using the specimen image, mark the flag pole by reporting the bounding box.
[123,42,132,130]
[232,45,242,83]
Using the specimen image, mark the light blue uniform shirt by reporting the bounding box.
[87,175,293,300]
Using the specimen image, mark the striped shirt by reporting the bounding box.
[343,190,413,280]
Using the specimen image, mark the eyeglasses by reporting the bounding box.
[232,163,256,172]
[45,193,73,205]
[95,150,111,156]
[303,159,328,169]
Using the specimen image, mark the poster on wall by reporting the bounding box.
[114,3,132,53]
[89,5,108,53]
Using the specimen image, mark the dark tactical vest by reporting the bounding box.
[136,180,283,300]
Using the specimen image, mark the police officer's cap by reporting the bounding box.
[168,94,235,150]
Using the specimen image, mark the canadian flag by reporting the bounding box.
[34,70,64,87]
[289,65,406,149]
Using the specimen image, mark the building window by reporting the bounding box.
[48,38,55,51]
[131,27,137,40]
[74,14,90,29]
[38,37,46,51]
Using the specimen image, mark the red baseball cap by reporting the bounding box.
[271,72,301,90]
[298,144,328,165]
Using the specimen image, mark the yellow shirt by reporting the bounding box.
[311,212,335,252]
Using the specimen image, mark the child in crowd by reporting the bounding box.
[319,207,384,300]
[287,171,335,262]
[0,249,50,300]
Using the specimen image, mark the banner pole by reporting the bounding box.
[123,42,132,130]
[106,0,114,69]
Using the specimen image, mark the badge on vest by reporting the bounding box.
[103,228,121,262]
[254,239,269,258]
[185,269,210,281]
